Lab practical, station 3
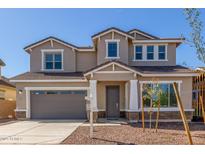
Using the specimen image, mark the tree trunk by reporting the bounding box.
[142,97,145,132]
[155,100,160,132]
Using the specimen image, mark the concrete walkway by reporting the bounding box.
[0,120,84,144]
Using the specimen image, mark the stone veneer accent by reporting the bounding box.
[138,111,193,121]
[92,111,193,122]
[94,111,126,121]
[15,111,26,119]
[132,111,193,121]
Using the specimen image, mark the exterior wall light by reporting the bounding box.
[18,90,23,94]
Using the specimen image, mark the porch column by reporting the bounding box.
[129,80,138,111]
[25,88,31,118]
[89,80,98,111]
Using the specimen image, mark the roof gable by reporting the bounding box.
[128,29,159,39]
[84,60,143,77]
[24,36,94,53]
[92,27,134,40]
[24,36,80,53]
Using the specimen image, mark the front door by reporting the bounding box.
[106,86,120,119]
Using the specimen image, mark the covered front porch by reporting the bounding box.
[85,61,142,121]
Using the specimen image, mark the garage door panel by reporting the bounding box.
[31,91,87,119]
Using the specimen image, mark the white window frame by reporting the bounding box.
[133,44,168,61]
[139,80,182,110]
[146,45,155,60]
[133,45,143,60]
[105,39,120,59]
[41,49,64,71]
[157,45,168,61]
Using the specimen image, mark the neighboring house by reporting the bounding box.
[10,27,197,121]
[0,59,16,119]
[192,67,205,120]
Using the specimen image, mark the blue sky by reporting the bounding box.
[0,8,205,78]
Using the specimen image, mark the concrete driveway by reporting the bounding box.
[0,120,84,144]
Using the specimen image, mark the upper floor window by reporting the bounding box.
[135,45,143,60]
[147,45,154,60]
[158,45,166,60]
[42,49,64,71]
[105,40,120,59]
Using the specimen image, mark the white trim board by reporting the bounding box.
[139,80,183,84]
[142,73,198,77]
[10,79,88,83]
[94,71,133,74]
[132,39,184,43]
[25,86,89,91]
[14,109,27,112]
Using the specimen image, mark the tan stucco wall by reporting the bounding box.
[15,82,89,110]
[137,76,193,109]
[97,32,129,65]
[30,40,76,72]
[97,81,125,111]
[15,76,193,114]
[76,51,97,72]
[128,43,177,66]
[92,73,136,81]
[0,85,16,101]
[30,40,97,73]
[29,32,178,73]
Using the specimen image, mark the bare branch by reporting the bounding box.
[184,8,205,63]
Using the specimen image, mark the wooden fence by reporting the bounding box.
[193,73,205,118]
[0,100,16,119]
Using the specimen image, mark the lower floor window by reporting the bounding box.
[0,90,5,100]
[142,83,178,108]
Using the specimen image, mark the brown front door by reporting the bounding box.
[106,86,120,119]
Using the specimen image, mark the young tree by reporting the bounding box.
[143,83,162,129]
[184,9,205,63]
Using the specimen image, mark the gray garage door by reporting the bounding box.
[30,90,87,119]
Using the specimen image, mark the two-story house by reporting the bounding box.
[11,27,197,121]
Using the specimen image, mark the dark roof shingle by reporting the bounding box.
[0,76,15,88]
[132,65,194,74]
[10,72,85,81]
[84,60,195,75]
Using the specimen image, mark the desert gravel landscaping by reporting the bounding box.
[62,122,205,145]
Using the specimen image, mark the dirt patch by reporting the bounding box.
[62,122,205,145]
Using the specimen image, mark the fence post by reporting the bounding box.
[199,95,205,124]
[173,82,193,145]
